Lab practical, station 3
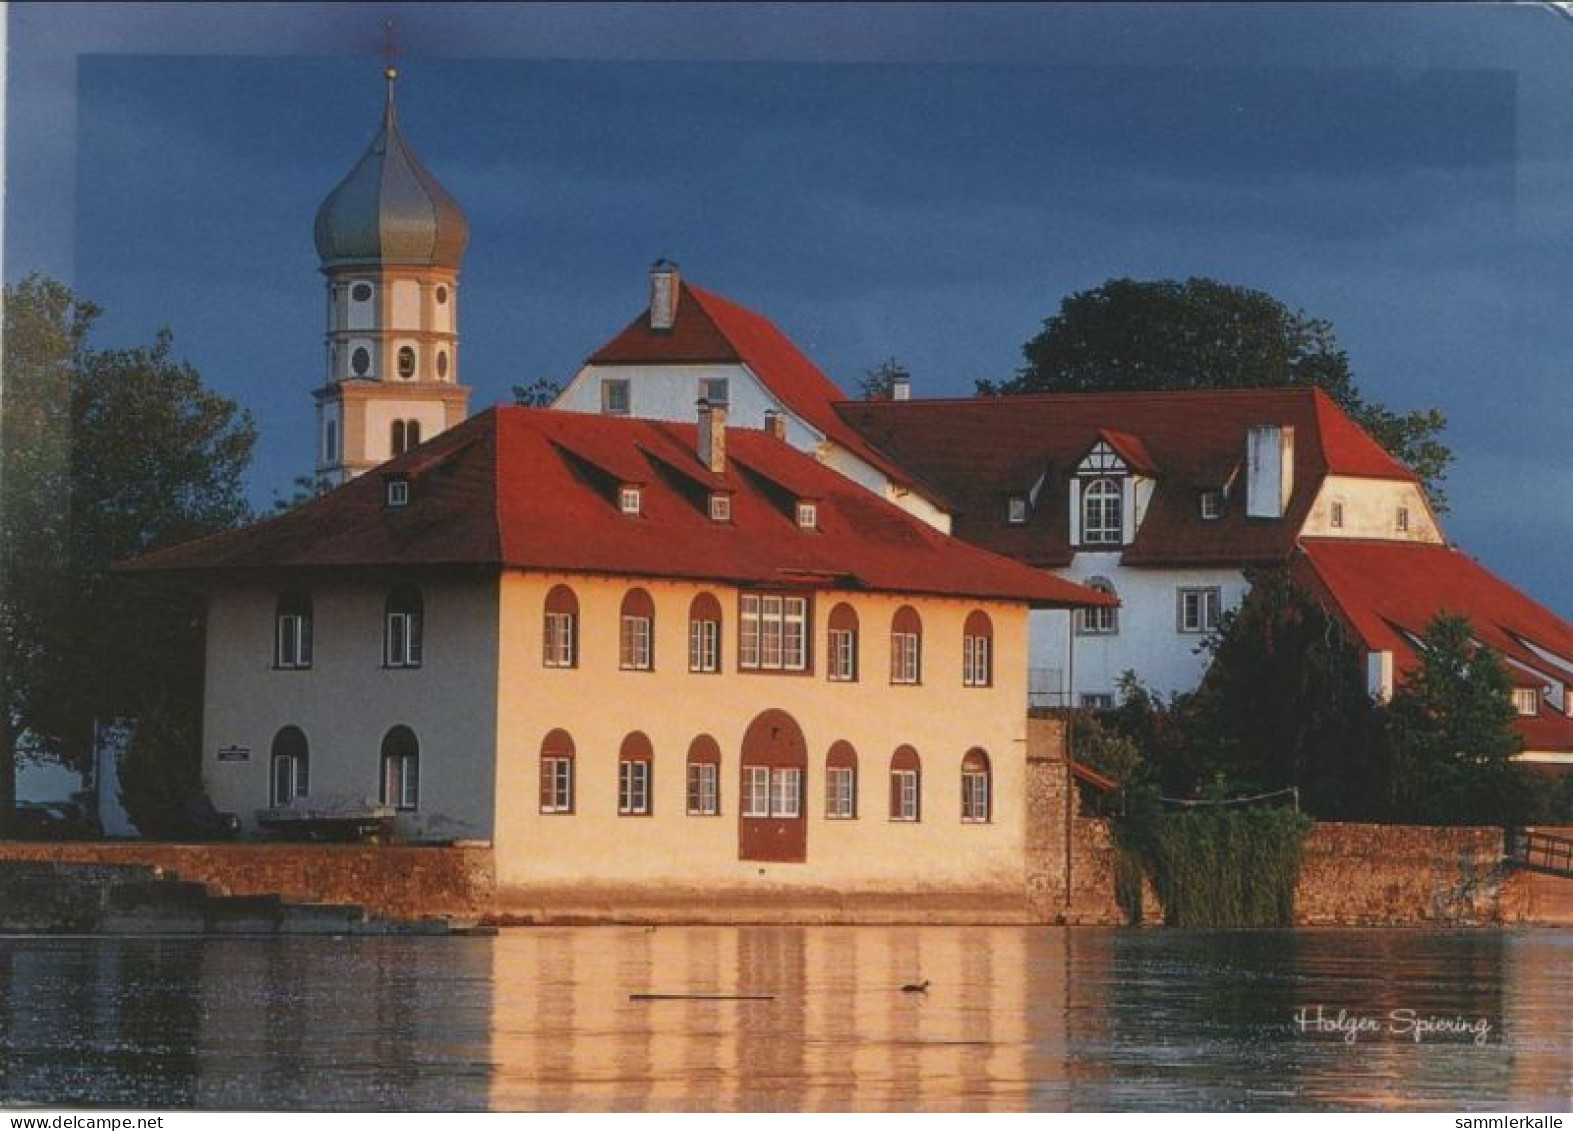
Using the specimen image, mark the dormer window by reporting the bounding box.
[796,501,818,530]
[386,478,409,508]
[1512,688,1540,717]
[709,493,732,522]
[1396,505,1410,532]
[620,486,643,516]
[1331,501,1345,529]
[1199,490,1224,521]
[602,378,631,416]
[1007,496,1028,525]
[1082,478,1122,545]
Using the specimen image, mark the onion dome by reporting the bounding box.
[314,68,469,270]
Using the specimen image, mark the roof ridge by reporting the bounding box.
[837,386,1324,408]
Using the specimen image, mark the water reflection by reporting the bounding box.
[0,928,1566,1111]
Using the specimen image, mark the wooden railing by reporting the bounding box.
[1506,828,1573,878]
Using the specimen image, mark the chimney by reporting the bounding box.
[649,259,680,331]
[890,367,911,401]
[1245,424,1295,519]
[764,408,788,441]
[697,398,727,474]
[1366,650,1394,704]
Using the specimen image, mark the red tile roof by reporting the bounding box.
[1295,539,1573,753]
[586,281,935,502]
[836,388,1416,568]
[125,407,1110,610]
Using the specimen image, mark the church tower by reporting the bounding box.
[312,66,470,483]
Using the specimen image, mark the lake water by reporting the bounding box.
[0,927,1567,1111]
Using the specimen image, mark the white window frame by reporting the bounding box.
[689,617,720,673]
[270,752,308,808]
[386,609,423,668]
[743,766,772,817]
[543,611,576,668]
[796,501,818,530]
[386,479,409,508]
[769,767,803,818]
[687,761,719,816]
[699,377,730,406]
[1081,476,1123,545]
[1178,586,1222,634]
[739,594,808,671]
[1512,688,1540,717]
[890,631,921,685]
[619,486,642,516]
[1007,496,1028,525]
[826,766,856,819]
[540,755,574,813]
[601,378,631,416]
[620,615,652,671]
[963,633,992,688]
[1080,693,1115,710]
[961,769,990,823]
[383,753,419,811]
[891,769,920,822]
[618,759,651,815]
[709,493,731,522]
[1200,490,1224,520]
[275,611,312,669]
[828,628,857,682]
[1076,579,1119,636]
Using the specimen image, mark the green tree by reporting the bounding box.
[1186,568,1385,817]
[1383,612,1534,825]
[1,275,256,833]
[512,378,562,408]
[857,357,910,401]
[980,277,1452,508]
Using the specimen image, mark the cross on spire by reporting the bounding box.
[382,19,400,83]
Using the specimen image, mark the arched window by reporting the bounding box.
[1082,477,1123,545]
[688,593,722,673]
[890,606,922,685]
[397,345,416,379]
[889,745,921,821]
[827,603,859,682]
[437,350,450,380]
[324,419,338,464]
[825,741,858,819]
[618,732,653,816]
[620,589,655,671]
[385,585,423,668]
[380,725,420,811]
[1076,577,1119,636]
[391,419,423,457]
[351,346,372,377]
[270,726,310,807]
[275,589,313,669]
[539,729,575,814]
[543,585,579,668]
[686,735,721,816]
[392,420,407,456]
[962,610,993,688]
[961,748,992,823]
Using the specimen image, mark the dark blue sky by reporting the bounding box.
[8,2,1573,616]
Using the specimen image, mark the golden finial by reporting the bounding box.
[382,19,399,84]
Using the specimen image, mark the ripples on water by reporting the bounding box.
[0,927,1566,1111]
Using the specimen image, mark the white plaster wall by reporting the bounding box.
[346,279,375,331]
[1303,476,1443,543]
[391,280,422,331]
[433,285,455,333]
[363,401,449,463]
[1030,554,1249,702]
[201,577,501,841]
[816,443,951,533]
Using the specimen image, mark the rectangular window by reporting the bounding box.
[962,772,990,823]
[620,616,652,670]
[386,612,423,667]
[540,756,573,813]
[826,767,856,819]
[386,479,409,508]
[890,770,920,821]
[1076,605,1117,636]
[384,755,418,811]
[1007,496,1027,525]
[769,768,803,818]
[1396,505,1410,532]
[1199,490,1224,520]
[619,486,642,515]
[699,377,730,406]
[689,619,720,673]
[601,378,630,416]
[796,501,818,530]
[1178,587,1222,634]
[1512,688,1540,717]
[543,612,576,668]
[709,493,731,522]
[739,594,809,671]
[963,634,992,687]
[276,614,312,669]
[618,760,651,815]
[1330,501,1345,529]
[828,628,858,682]
[891,632,921,685]
[687,762,719,816]
[743,766,772,817]
[1080,693,1115,710]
